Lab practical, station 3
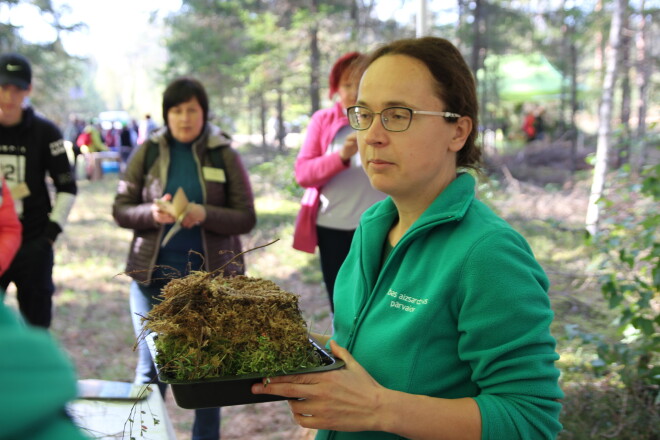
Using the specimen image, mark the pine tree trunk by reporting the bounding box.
[276,81,285,152]
[309,0,321,115]
[634,1,651,173]
[618,12,632,167]
[586,0,627,236]
[470,0,483,74]
[570,37,579,174]
[259,92,269,160]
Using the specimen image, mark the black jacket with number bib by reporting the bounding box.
[0,107,77,242]
[112,123,256,284]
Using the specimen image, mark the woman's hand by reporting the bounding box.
[151,195,206,228]
[251,340,386,432]
[181,203,206,228]
[151,194,175,224]
[339,133,358,163]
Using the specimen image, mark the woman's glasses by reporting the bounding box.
[347,106,461,132]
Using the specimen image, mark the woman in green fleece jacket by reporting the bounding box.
[0,300,89,440]
[253,37,563,439]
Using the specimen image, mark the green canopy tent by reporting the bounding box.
[479,53,575,103]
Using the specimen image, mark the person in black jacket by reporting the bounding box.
[0,52,77,328]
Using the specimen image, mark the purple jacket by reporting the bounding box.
[293,102,350,253]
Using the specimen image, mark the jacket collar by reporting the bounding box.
[2,106,34,131]
[361,173,476,243]
[152,123,231,150]
[356,173,476,289]
[419,172,475,224]
[205,124,232,149]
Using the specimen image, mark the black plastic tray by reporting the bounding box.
[146,333,344,408]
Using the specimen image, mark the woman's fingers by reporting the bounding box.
[253,371,325,398]
[251,341,384,432]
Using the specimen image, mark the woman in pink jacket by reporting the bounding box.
[0,178,21,277]
[293,52,385,311]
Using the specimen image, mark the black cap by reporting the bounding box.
[0,53,32,90]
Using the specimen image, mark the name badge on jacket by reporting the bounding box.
[203,167,226,183]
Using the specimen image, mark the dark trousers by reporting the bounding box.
[0,237,54,328]
[130,281,221,440]
[316,225,355,312]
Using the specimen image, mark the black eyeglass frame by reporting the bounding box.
[347,105,462,132]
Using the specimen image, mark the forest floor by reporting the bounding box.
[3,137,656,439]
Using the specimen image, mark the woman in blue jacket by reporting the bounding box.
[253,37,563,440]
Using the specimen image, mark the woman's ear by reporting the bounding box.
[448,116,472,152]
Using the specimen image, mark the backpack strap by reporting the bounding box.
[143,140,159,174]
[208,146,229,198]
[208,146,226,171]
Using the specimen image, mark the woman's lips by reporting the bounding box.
[369,158,393,166]
[367,159,395,173]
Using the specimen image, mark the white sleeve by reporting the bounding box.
[49,191,76,229]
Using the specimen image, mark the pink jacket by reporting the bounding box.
[0,178,22,276]
[292,102,350,253]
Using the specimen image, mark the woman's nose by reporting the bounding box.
[363,115,388,146]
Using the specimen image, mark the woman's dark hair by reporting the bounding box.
[366,37,482,171]
[162,77,209,129]
[328,52,366,99]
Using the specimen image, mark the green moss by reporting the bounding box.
[144,273,322,380]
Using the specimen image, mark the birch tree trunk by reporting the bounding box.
[585,0,626,236]
[417,0,429,37]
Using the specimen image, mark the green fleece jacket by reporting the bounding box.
[0,301,88,440]
[320,173,563,440]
